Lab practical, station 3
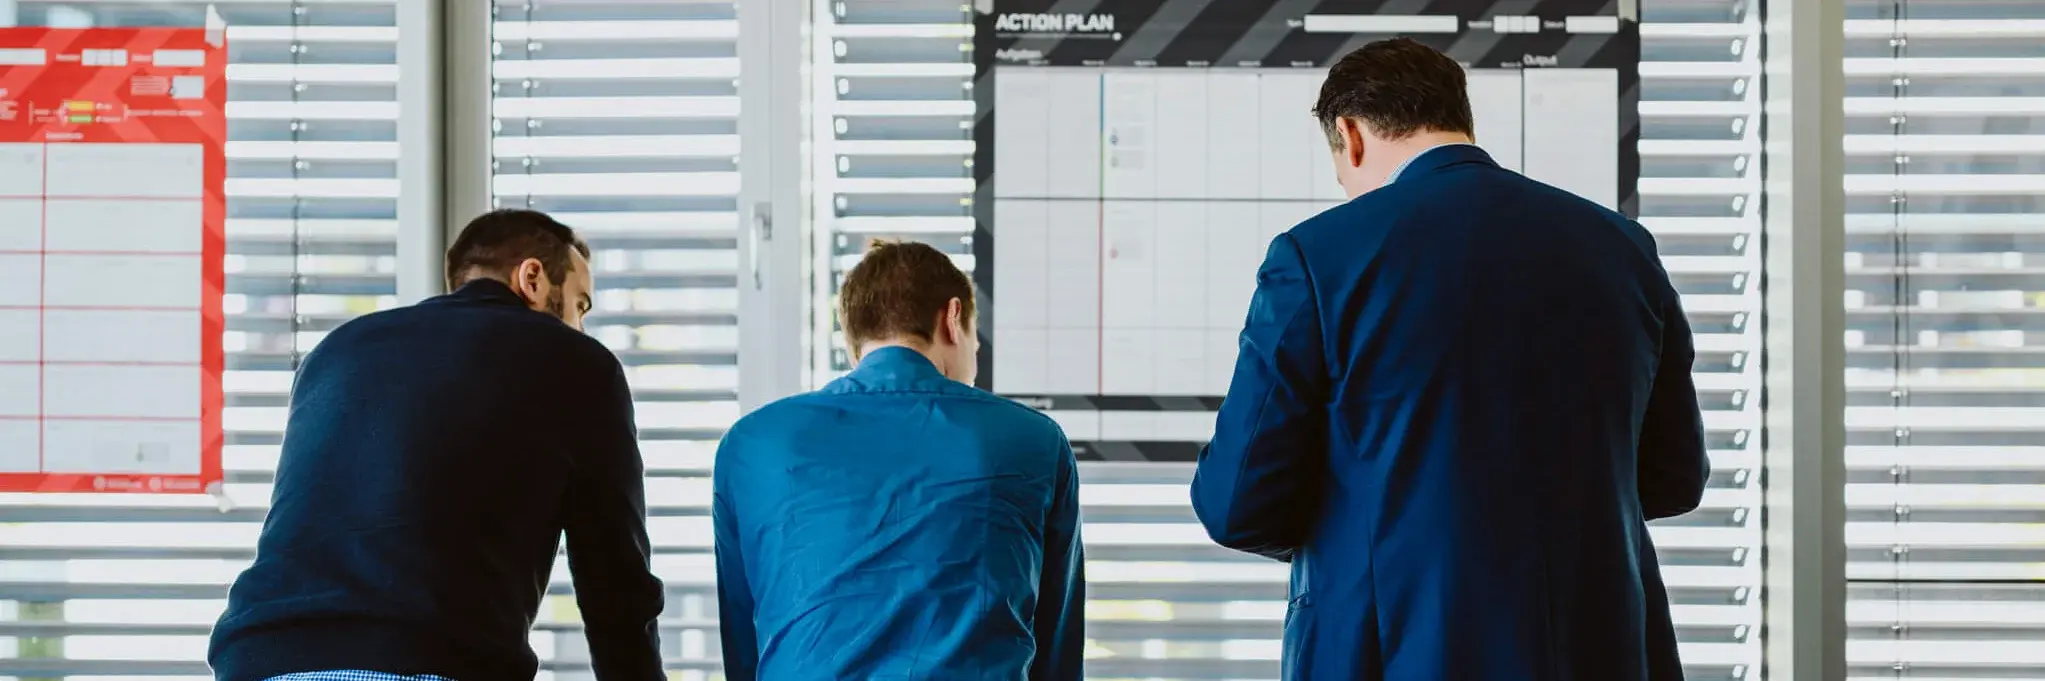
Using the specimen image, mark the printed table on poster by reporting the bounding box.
[0,27,226,494]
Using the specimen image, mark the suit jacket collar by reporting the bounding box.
[1387,143,1496,186]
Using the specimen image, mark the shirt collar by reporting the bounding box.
[833,346,952,391]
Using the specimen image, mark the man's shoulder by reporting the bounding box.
[309,298,624,386]
[339,296,615,355]
[725,391,819,434]
[1306,167,1645,237]
[936,384,1069,441]
[721,390,842,451]
[732,382,1066,443]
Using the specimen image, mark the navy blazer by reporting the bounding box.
[210,280,665,681]
[1191,145,1710,681]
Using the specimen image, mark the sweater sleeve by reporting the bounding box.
[562,354,667,681]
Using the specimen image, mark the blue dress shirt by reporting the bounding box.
[712,347,1085,680]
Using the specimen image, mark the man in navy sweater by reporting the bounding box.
[209,210,666,681]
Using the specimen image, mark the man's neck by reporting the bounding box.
[1384,131,1474,166]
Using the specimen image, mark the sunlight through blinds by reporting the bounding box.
[0,0,400,676]
[488,0,742,676]
[812,0,1765,678]
[1842,0,2045,678]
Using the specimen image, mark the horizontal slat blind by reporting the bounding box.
[0,0,400,677]
[1640,0,1766,676]
[489,0,741,677]
[814,1,1765,679]
[1842,0,2045,678]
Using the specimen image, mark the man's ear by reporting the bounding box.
[510,257,548,304]
[1340,117,1367,167]
[943,297,967,344]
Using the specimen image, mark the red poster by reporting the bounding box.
[0,28,226,494]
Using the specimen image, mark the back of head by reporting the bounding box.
[445,209,587,291]
[1312,38,1475,146]
[838,239,979,381]
[445,209,595,328]
[1313,38,1477,196]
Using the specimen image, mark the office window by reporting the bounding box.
[0,0,400,675]
[1843,0,2045,677]
[1640,0,1766,677]
[806,0,973,381]
[488,0,738,676]
[813,1,1764,678]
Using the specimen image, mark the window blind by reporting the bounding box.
[0,0,400,676]
[814,0,1765,678]
[1638,0,1766,677]
[487,0,741,677]
[1842,0,2045,678]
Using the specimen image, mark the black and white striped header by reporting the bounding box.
[979,0,1639,71]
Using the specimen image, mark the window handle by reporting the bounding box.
[749,202,771,290]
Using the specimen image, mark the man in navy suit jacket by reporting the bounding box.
[1191,39,1709,681]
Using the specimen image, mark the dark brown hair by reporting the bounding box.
[1312,38,1475,149]
[838,239,975,348]
[444,209,591,291]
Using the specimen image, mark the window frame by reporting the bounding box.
[426,0,807,404]
[1758,0,1851,678]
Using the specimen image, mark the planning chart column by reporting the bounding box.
[992,69,1051,200]
[1041,68,1102,396]
[992,199,1049,395]
[0,143,41,473]
[1100,201,1157,396]
[992,68,1051,395]
[1256,71,1320,201]
[1204,71,1261,202]
[1524,68,1620,209]
[1150,72,1207,200]
[1204,200,1262,396]
[1099,69,1161,397]
[1152,200,1209,396]
[39,143,206,476]
[1466,69,1527,173]
[1200,72,1268,397]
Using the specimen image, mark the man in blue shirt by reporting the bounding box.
[1191,39,1709,680]
[210,210,665,681]
[712,240,1085,680]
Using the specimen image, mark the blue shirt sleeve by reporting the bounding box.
[1030,434,1085,680]
[712,436,760,681]
[1191,233,1331,562]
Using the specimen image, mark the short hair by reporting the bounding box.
[1312,38,1475,149]
[838,239,975,349]
[445,209,591,291]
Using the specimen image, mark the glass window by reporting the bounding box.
[0,0,400,674]
[488,1,740,677]
[1843,0,2045,676]
[810,0,1766,678]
